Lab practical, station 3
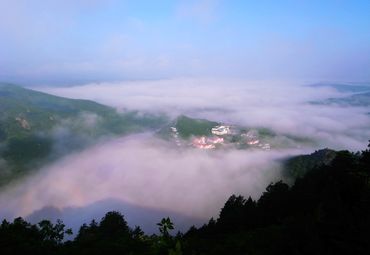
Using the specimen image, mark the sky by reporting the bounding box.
[0,0,369,84]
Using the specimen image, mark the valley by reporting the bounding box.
[159,115,312,150]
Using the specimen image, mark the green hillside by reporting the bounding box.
[0,83,166,186]
[158,115,314,150]
[175,115,219,138]
[282,148,337,179]
[158,115,219,139]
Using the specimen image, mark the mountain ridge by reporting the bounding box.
[0,83,167,186]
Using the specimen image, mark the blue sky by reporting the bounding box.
[0,0,369,84]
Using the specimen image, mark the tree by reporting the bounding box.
[38,219,72,244]
[99,211,130,239]
[157,217,174,237]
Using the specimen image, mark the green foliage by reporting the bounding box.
[99,211,130,238]
[157,217,174,237]
[4,136,52,165]
[172,115,219,139]
[38,219,72,244]
[168,241,183,255]
[158,114,313,151]
[74,211,151,255]
[0,83,167,186]
[283,148,337,178]
[256,127,276,138]
[153,217,181,255]
[182,145,370,255]
[0,217,71,255]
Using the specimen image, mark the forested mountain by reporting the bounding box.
[0,83,166,186]
[158,115,312,150]
[158,115,219,139]
[1,143,369,255]
[182,146,370,254]
[283,148,337,178]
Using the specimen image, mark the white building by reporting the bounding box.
[211,125,230,136]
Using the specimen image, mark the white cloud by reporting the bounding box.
[0,135,299,221]
[1,78,369,231]
[36,78,370,151]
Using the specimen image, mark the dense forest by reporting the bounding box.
[1,143,369,255]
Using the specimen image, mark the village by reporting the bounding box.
[170,125,271,150]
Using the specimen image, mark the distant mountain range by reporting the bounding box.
[309,83,370,93]
[0,83,167,186]
[309,83,370,107]
[323,92,370,107]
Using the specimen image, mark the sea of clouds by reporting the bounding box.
[0,78,369,233]
[38,78,370,150]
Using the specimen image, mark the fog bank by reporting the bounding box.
[37,78,370,151]
[1,78,369,232]
[0,135,302,222]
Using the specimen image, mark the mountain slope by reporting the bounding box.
[182,147,370,255]
[282,148,337,179]
[0,83,166,186]
[0,83,165,137]
[158,115,314,150]
[158,115,219,139]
